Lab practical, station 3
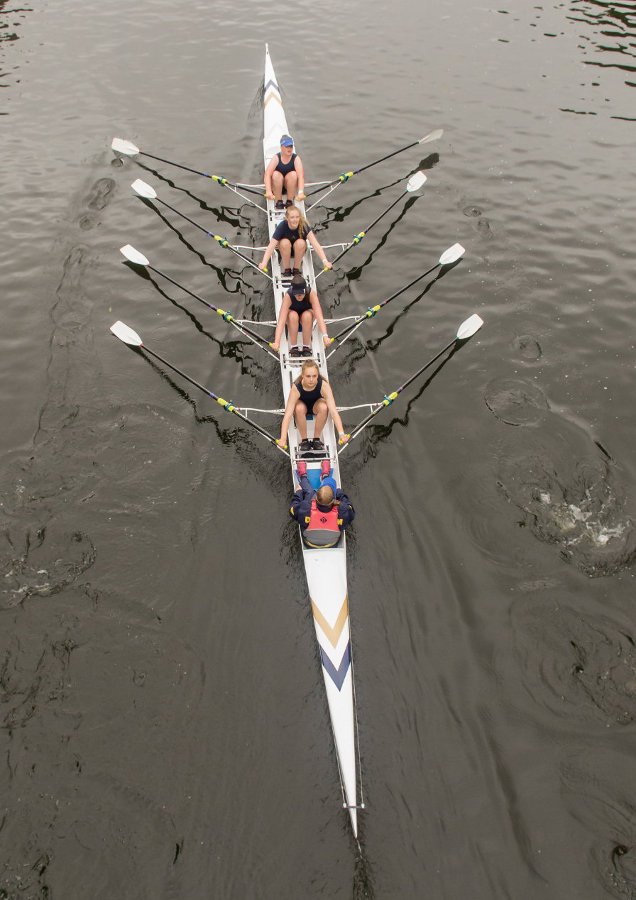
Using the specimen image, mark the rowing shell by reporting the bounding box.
[263,45,360,837]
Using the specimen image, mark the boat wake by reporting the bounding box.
[511,598,636,727]
[489,379,636,576]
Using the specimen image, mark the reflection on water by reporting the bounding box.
[567,0,636,117]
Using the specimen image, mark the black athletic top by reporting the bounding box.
[273,219,313,245]
[295,374,323,413]
[275,151,298,177]
[289,294,311,316]
[288,289,312,316]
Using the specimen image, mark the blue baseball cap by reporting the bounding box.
[280,134,294,147]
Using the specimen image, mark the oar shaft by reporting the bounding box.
[149,196,269,277]
[306,136,426,196]
[397,338,456,395]
[354,139,419,177]
[156,196,209,235]
[345,337,457,443]
[139,150,211,179]
[328,191,406,268]
[139,151,264,197]
[142,346,288,453]
[330,262,440,344]
[148,264,272,350]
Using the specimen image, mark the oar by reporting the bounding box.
[110,321,289,455]
[111,138,263,196]
[316,171,427,277]
[131,179,271,279]
[339,313,484,452]
[119,245,277,359]
[306,129,443,196]
[327,243,465,353]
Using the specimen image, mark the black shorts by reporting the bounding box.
[289,297,311,316]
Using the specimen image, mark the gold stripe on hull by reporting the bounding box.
[311,597,349,648]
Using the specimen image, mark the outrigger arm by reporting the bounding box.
[338,313,484,452]
[110,321,289,455]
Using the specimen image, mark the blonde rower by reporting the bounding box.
[259,206,332,278]
[278,360,350,455]
[271,274,330,357]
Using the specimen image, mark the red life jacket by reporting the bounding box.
[303,498,343,549]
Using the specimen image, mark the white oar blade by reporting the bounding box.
[406,170,427,192]
[110,320,143,347]
[439,243,465,266]
[456,314,484,341]
[111,137,140,157]
[120,244,149,267]
[131,178,157,200]
[419,128,444,145]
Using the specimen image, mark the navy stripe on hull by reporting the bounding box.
[320,642,352,691]
[264,78,280,94]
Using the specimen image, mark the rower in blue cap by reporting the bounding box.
[264,133,306,210]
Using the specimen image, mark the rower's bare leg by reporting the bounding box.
[294,401,308,440]
[284,172,298,202]
[271,171,284,202]
[278,238,292,272]
[300,310,313,347]
[312,399,328,440]
[287,311,300,348]
[293,238,306,272]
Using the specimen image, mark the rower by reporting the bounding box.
[278,360,350,456]
[264,133,306,210]
[270,274,331,358]
[259,206,332,279]
[290,460,355,549]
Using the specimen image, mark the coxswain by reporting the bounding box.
[259,206,332,278]
[277,360,350,455]
[270,274,330,357]
[264,133,305,210]
[290,461,355,549]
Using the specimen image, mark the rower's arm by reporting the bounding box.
[295,155,305,196]
[322,382,348,441]
[260,237,279,271]
[308,232,331,269]
[308,289,328,340]
[279,384,299,446]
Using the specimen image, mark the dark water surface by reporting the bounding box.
[2,0,636,897]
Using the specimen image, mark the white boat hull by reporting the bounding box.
[263,45,359,838]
